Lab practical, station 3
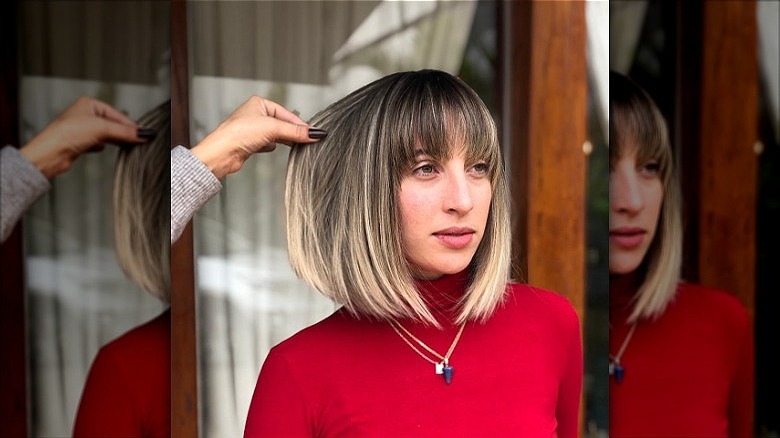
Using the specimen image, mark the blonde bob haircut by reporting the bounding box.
[113,100,171,303]
[610,71,682,323]
[286,70,511,326]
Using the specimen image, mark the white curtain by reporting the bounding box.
[757,1,779,143]
[587,0,610,142]
[19,2,169,436]
[189,1,478,436]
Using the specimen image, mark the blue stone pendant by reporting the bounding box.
[443,365,454,384]
[614,364,625,384]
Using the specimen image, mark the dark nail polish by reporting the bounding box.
[137,127,156,141]
[308,128,327,140]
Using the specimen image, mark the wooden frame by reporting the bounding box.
[0,1,27,436]
[498,2,588,434]
[171,1,199,437]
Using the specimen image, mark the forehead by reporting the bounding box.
[612,129,662,164]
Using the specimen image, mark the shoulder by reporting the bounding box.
[505,283,578,316]
[670,282,751,340]
[498,283,580,332]
[98,309,170,362]
[80,310,170,404]
[674,282,749,324]
[266,309,372,362]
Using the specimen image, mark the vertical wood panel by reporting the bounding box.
[697,1,758,318]
[676,0,704,284]
[0,1,27,436]
[505,1,587,317]
[171,0,198,437]
[501,2,587,434]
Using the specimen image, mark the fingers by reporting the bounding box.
[260,98,307,125]
[85,144,107,154]
[94,101,137,127]
[96,118,148,145]
[70,95,137,127]
[266,118,323,146]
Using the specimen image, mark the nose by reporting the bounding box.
[442,171,474,214]
[611,165,643,214]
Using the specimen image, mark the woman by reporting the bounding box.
[73,100,171,437]
[608,71,753,437]
[244,70,582,437]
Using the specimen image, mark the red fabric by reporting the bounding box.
[609,282,754,437]
[244,271,582,437]
[73,310,171,438]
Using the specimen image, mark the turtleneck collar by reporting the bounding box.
[609,269,645,324]
[413,269,470,313]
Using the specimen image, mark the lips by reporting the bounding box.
[433,227,476,249]
[609,227,646,249]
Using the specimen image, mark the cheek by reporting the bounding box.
[398,189,429,242]
[476,185,493,223]
[643,184,665,247]
[649,185,664,224]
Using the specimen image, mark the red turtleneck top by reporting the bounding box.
[73,310,171,438]
[244,271,582,437]
[609,282,754,437]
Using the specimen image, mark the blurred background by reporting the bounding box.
[1,2,169,437]
[611,0,779,436]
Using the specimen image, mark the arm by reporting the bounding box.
[170,146,221,243]
[0,146,50,242]
[244,348,313,438]
[171,96,326,243]
[556,304,583,438]
[20,96,144,178]
[728,307,754,438]
[2,96,146,243]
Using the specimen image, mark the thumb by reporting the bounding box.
[269,119,326,146]
[98,119,146,145]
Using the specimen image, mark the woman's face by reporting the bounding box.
[609,145,664,274]
[399,147,492,280]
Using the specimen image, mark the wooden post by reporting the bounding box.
[499,1,587,434]
[695,1,758,318]
[501,1,587,320]
[171,1,199,437]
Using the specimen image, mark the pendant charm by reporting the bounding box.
[435,362,444,374]
[614,364,624,384]
[608,362,614,375]
[442,365,454,384]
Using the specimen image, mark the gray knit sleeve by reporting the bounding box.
[1,146,51,243]
[171,145,221,243]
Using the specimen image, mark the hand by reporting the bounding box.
[191,96,326,179]
[20,96,148,179]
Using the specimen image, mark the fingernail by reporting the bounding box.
[137,127,156,141]
[308,128,327,140]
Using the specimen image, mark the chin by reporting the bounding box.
[609,260,642,275]
[416,260,472,279]
[437,260,472,276]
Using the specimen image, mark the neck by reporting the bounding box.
[609,269,645,316]
[413,270,469,325]
[609,269,644,296]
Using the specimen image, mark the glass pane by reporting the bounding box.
[17,2,170,436]
[188,1,486,436]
